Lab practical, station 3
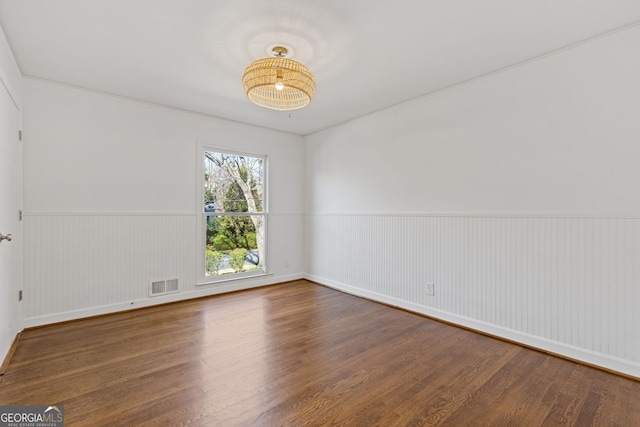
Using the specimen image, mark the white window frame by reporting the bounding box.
[197,144,269,285]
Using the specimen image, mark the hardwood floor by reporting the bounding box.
[1,280,639,426]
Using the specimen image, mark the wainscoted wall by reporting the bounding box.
[23,212,305,327]
[304,25,640,378]
[306,213,640,377]
[21,78,307,328]
[23,213,196,324]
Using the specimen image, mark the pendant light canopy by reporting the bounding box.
[242,46,315,111]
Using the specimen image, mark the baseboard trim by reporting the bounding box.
[305,274,640,381]
[0,332,21,376]
[23,273,304,329]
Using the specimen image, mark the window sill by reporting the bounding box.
[197,270,272,286]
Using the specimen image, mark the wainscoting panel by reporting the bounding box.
[23,214,198,320]
[306,214,640,377]
[23,212,306,326]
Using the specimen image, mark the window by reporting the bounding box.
[200,148,266,282]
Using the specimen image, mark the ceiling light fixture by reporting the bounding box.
[242,46,315,111]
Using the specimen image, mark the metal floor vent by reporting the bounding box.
[150,279,179,297]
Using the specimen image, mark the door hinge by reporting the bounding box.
[19,290,23,301]
[19,210,23,221]
[18,130,22,141]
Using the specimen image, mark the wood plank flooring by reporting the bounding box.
[1,280,639,426]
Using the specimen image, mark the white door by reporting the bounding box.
[0,79,22,361]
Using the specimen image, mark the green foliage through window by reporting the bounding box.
[203,150,266,278]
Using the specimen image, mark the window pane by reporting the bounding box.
[205,215,265,277]
[204,152,264,213]
[202,149,266,282]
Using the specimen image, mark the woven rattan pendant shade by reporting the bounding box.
[242,47,315,111]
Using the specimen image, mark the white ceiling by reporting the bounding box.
[1,1,640,136]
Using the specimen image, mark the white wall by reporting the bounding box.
[305,26,640,377]
[22,78,306,326]
[0,24,21,110]
[0,23,22,366]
